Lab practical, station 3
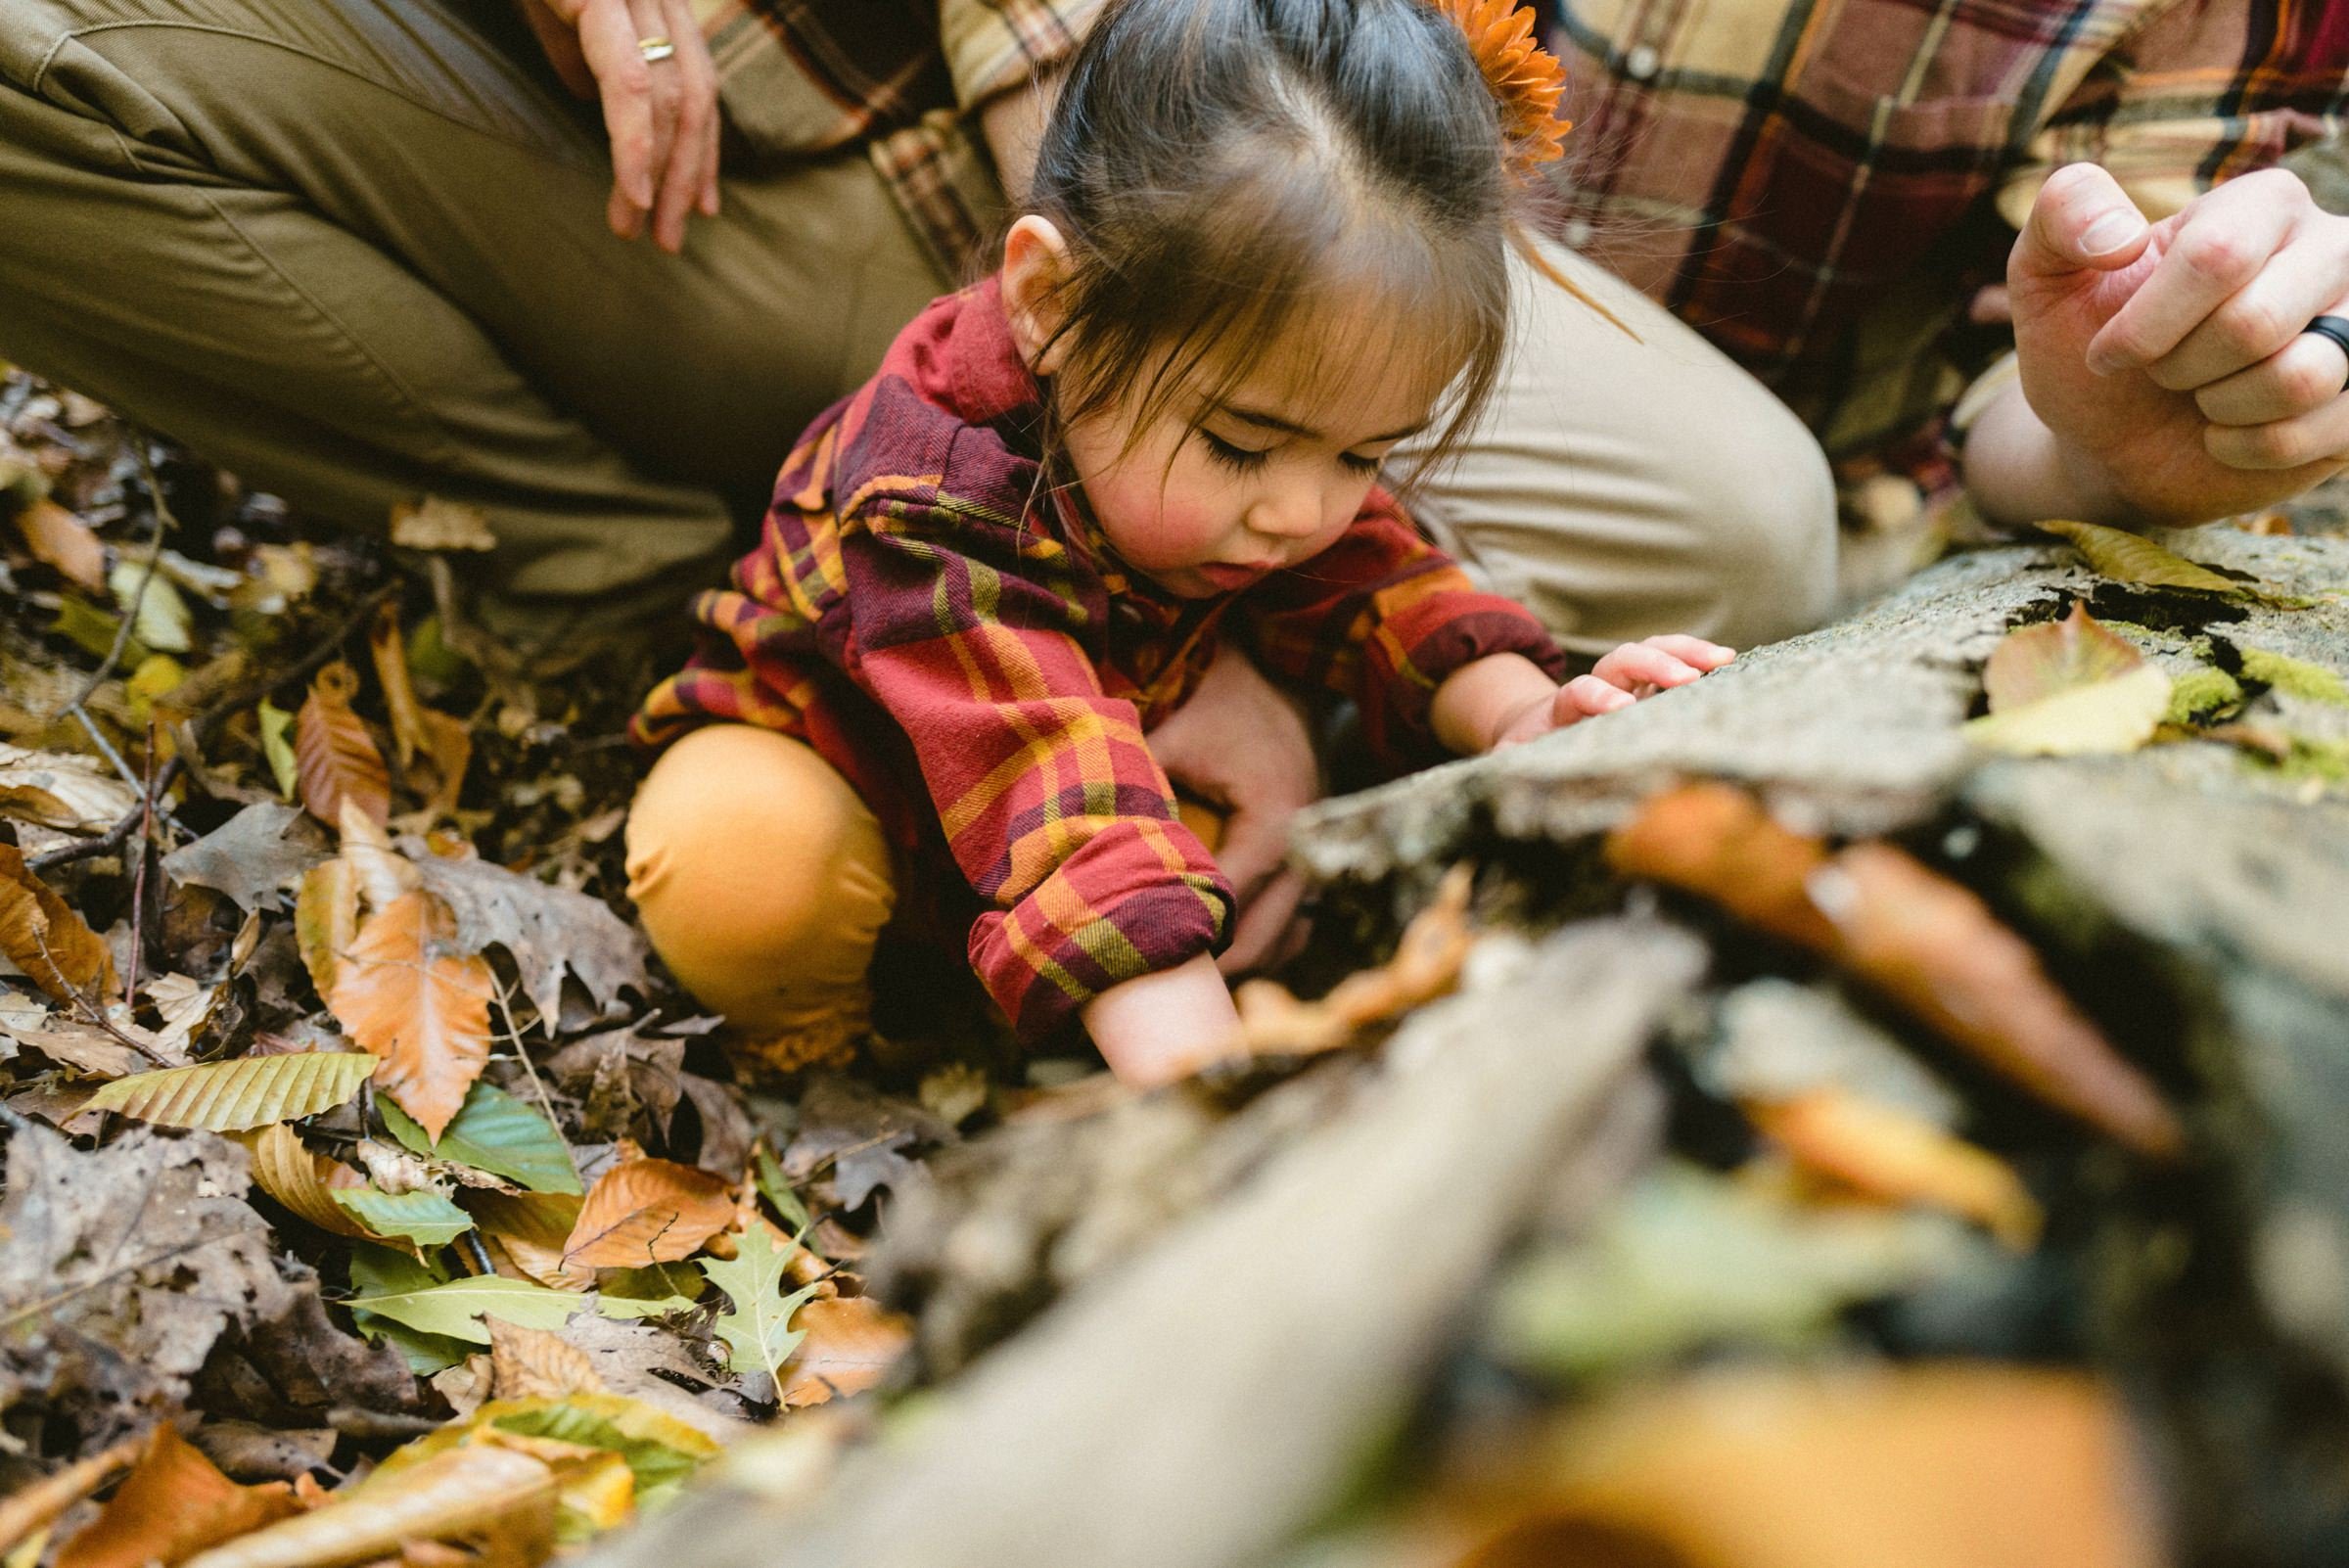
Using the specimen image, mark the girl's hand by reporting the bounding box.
[515,0,721,252]
[1490,635,1734,748]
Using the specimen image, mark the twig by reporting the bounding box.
[57,964,168,1067]
[492,978,578,1186]
[123,719,160,1006]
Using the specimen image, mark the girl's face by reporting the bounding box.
[1057,309,1453,598]
[1001,216,1463,599]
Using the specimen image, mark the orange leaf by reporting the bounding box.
[1981,603,2144,714]
[293,857,359,999]
[1746,1088,2044,1250]
[1607,784,2182,1158]
[55,1425,298,1568]
[562,1158,735,1268]
[328,890,491,1141]
[296,661,389,828]
[14,498,107,591]
[779,1295,911,1408]
[0,842,116,1003]
[1230,863,1477,1058]
[485,1320,606,1401]
[469,1191,591,1289]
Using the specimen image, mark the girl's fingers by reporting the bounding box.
[1560,675,1636,718]
[1591,643,1706,691]
[1639,633,1736,669]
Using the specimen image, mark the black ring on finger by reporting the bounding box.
[2301,314,2349,393]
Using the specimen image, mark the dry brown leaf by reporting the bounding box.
[0,1437,140,1557]
[294,858,359,1000]
[242,1124,373,1239]
[14,497,108,589]
[562,1157,736,1269]
[1229,863,1477,1058]
[0,841,116,1003]
[1981,604,2145,713]
[390,497,497,554]
[178,1448,556,1568]
[1746,1088,2044,1250]
[296,662,389,828]
[485,1320,606,1401]
[778,1296,911,1408]
[55,1424,299,1568]
[328,891,492,1142]
[365,606,472,818]
[1606,784,2183,1158]
[469,1192,591,1290]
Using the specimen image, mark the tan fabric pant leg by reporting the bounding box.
[0,0,950,601]
[624,725,898,1070]
[1389,236,1840,655]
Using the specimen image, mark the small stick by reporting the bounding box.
[122,718,161,1007]
[493,978,578,1186]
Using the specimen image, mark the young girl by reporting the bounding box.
[624,0,1732,1087]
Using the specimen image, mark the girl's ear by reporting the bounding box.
[1000,215,1076,376]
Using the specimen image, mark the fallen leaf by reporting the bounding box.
[1229,863,1477,1057]
[778,1295,910,1407]
[368,605,472,819]
[336,804,422,912]
[51,597,141,664]
[256,701,299,800]
[330,1188,478,1248]
[83,1052,377,1131]
[14,497,106,589]
[1606,784,2184,1158]
[177,1448,557,1568]
[1965,666,2171,757]
[328,890,492,1141]
[162,803,330,914]
[0,841,117,1003]
[467,1191,590,1290]
[55,1424,299,1568]
[2036,517,2284,601]
[411,857,650,1025]
[546,1030,684,1143]
[293,859,358,1000]
[0,1439,140,1559]
[380,1081,581,1195]
[111,558,193,653]
[779,1076,949,1212]
[1747,1088,2044,1250]
[1981,604,2145,712]
[295,662,389,828]
[344,1269,587,1346]
[487,1321,606,1402]
[0,743,139,833]
[699,1225,817,1403]
[563,1158,735,1268]
[242,1124,373,1239]
[391,497,498,554]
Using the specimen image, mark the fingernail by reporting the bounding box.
[2080,209,2141,255]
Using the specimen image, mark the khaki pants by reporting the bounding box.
[0,0,1834,642]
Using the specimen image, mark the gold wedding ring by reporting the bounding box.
[636,34,676,63]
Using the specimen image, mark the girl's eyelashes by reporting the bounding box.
[1198,430,1268,473]
[1338,451,1382,477]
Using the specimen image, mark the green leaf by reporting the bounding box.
[332,1187,477,1247]
[699,1226,819,1398]
[258,699,299,799]
[345,1244,475,1374]
[345,1262,585,1345]
[1964,664,2172,757]
[2036,519,2303,604]
[111,558,193,653]
[490,1403,714,1508]
[755,1144,811,1231]
[381,1079,582,1194]
[593,1292,700,1320]
[50,597,145,665]
[83,1051,375,1130]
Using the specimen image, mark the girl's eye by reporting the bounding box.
[1339,452,1382,477]
[1199,431,1269,473]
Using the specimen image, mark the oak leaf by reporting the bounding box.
[55,1424,298,1568]
[0,841,116,1003]
[328,890,492,1141]
[563,1158,736,1269]
[295,661,389,828]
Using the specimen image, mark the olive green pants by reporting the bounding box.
[0,0,1836,647]
[0,0,949,601]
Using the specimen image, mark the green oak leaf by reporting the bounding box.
[699,1226,819,1400]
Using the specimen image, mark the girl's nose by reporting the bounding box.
[1246,484,1324,540]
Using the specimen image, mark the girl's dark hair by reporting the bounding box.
[1023,0,1525,479]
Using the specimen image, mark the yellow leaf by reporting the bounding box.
[1981,604,2143,713]
[257,701,299,800]
[178,1448,555,1568]
[1747,1088,2044,1250]
[1963,664,2172,757]
[111,559,193,654]
[294,858,358,1000]
[242,1124,373,1239]
[296,662,388,828]
[328,891,492,1142]
[84,1052,377,1131]
[55,1425,298,1568]
[2036,518,2273,599]
[0,842,115,1004]
[562,1159,735,1269]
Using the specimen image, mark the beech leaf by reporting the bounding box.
[2036,518,2295,602]
[293,858,358,1000]
[563,1158,735,1269]
[256,700,299,800]
[177,1448,557,1568]
[344,1271,585,1345]
[83,1052,377,1131]
[1964,665,2172,757]
[242,1124,372,1238]
[295,661,389,828]
[778,1294,911,1408]
[0,842,117,1004]
[14,497,106,590]
[381,1081,581,1195]
[54,1424,298,1568]
[1981,604,2142,712]
[327,890,492,1141]
[330,1188,477,1248]
[468,1191,590,1290]
[699,1226,819,1401]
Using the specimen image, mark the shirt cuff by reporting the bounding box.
[967,855,1232,1044]
[940,0,1104,113]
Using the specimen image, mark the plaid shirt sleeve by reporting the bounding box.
[1243,491,1572,772]
[842,493,1233,1042]
[939,0,1103,110]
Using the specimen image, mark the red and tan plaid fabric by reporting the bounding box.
[633,280,1568,1041]
[1539,0,2349,503]
[688,0,1100,276]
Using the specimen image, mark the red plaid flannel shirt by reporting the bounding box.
[633,281,1568,1041]
[1539,0,2349,507]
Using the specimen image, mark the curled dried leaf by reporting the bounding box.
[242,1123,373,1239]
[1747,1088,2044,1250]
[296,662,389,828]
[55,1424,299,1568]
[1229,863,1477,1058]
[178,1448,556,1568]
[0,842,116,1004]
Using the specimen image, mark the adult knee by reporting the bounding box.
[1670,396,1839,649]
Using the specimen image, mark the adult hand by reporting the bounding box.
[516,0,720,252]
[1146,642,1322,977]
[2003,161,2349,526]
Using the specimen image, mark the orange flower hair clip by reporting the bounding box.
[1430,0,1574,173]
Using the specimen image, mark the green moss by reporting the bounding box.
[2164,666,2244,726]
[2239,646,2349,706]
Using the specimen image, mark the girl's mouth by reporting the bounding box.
[1193,562,1274,591]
